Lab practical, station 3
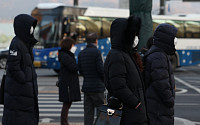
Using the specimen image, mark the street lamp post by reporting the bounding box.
[74,0,78,6]
[160,0,166,15]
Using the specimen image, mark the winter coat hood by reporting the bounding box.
[153,23,177,55]
[110,16,141,52]
[14,14,38,46]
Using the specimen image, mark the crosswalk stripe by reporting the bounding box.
[38,101,83,103]
[0,93,85,117]
[0,104,84,108]
[38,94,84,97]
[0,114,84,117]
[0,109,84,112]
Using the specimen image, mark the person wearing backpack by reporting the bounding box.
[144,23,178,125]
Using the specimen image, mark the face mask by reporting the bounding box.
[70,46,77,53]
[30,26,34,34]
[133,36,139,48]
[174,37,178,46]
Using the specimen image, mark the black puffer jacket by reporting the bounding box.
[144,24,177,125]
[78,43,105,93]
[3,14,39,125]
[58,50,81,102]
[104,18,148,125]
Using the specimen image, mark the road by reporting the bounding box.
[174,66,200,125]
[0,66,200,124]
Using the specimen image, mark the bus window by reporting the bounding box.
[62,17,70,37]
[40,15,60,48]
[165,20,184,38]
[102,17,115,38]
[184,21,200,38]
[152,19,165,32]
[77,16,101,41]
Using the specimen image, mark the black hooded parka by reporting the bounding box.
[144,24,177,125]
[104,17,148,125]
[2,14,39,125]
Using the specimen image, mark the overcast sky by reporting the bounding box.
[0,0,200,20]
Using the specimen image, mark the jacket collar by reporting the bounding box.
[86,43,97,48]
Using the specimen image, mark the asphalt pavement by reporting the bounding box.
[1,68,200,125]
[35,85,196,125]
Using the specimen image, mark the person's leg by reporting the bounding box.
[61,102,72,125]
[92,93,104,118]
[84,93,94,125]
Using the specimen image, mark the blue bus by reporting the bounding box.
[31,3,200,72]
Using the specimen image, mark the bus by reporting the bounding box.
[31,3,200,72]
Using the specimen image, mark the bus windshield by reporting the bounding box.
[39,15,60,48]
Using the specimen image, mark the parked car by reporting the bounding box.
[0,47,9,69]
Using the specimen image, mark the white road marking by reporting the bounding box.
[39,101,83,103]
[41,118,54,123]
[0,108,83,112]
[175,103,200,106]
[174,76,200,94]
[176,94,200,96]
[175,117,195,125]
[0,114,84,117]
[176,88,188,94]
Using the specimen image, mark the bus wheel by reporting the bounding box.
[54,69,60,74]
[170,55,177,72]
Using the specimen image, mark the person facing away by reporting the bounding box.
[2,14,39,125]
[144,23,177,125]
[58,37,81,125]
[78,32,105,125]
[104,15,148,125]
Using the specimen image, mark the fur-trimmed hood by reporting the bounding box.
[110,16,141,52]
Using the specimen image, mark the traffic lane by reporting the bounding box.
[174,66,200,123]
[35,69,84,87]
[175,94,200,123]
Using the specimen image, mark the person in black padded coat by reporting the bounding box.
[104,16,148,125]
[58,37,81,125]
[78,33,105,125]
[144,23,177,125]
[2,14,39,125]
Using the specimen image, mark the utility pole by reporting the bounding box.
[74,0,78,6]
[160,0,166,15]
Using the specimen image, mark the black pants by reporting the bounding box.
[61,102,72,125]
[84,92,104,125]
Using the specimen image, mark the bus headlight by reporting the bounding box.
[49,50,58,58]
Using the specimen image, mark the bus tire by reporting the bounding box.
[54,69,60,74]
[170,55,177,72]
